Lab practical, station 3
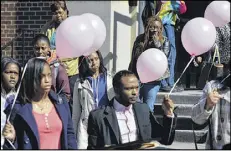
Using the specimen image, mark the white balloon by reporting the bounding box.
[81,13,106,54]
[204,1,230,27]
[137,48,168,83]
[56,15,95,59]
[181,17,216,56]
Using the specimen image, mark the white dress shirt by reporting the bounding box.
[113,99,138,144]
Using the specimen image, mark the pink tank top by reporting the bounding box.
[33,106,63,149]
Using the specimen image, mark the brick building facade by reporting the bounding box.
[1,1,54,64]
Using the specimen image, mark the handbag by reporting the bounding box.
[197,44,223,89]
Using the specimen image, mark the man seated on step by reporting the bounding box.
[87,70,177,149]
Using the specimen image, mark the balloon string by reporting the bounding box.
[7,63,28,122]
[6,139,16,150]
[167,56,195,97]
[220,73,230,84]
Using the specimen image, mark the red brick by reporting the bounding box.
[6,7,16,11]
[1,34,6,38]
[1,12,11,16]
[17,16,29,20]
[11,11,23,16]
[7,25,16,29]
[1,7,6,11]
[2,16,15,20]
[24,11,35,16]
[30,7,41,11]
[7,34,17,37]
[1,20,11,24]
[24,21,35,24]
[1,24,6,28]
[2,4,9,7]
[17,7,29,11]
[20,3,26,7]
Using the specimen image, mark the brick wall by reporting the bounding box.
[1,1,54,64]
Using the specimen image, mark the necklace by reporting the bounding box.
[33,101,51,130]
[33,101,49,113]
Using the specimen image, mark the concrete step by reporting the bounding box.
[174,130,208,143]
[158,141,206,149]
[155,115,209,130]
[154,103,194,117]
[155,115,208,143]
[156,90,202,104]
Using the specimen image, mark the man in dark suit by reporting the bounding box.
[87,70,177,149]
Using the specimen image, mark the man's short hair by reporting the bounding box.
[112,70,137,90]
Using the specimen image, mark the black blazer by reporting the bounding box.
[87,100,177,149]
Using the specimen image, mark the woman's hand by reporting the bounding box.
[205,90,223,111]
[196,56,202,63]
[2,121,16,142]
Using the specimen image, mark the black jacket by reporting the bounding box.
[3,91,77,150]
[87,100,177,149]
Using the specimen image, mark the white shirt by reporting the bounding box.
[113,99,138,144]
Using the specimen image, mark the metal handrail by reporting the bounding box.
[1,28,39,63]
[1,29,39,50]
[1,32,23,51]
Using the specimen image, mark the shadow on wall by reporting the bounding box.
[112,11,140,73]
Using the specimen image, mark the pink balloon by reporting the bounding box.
[205,1,230,27]
[56,16,95,59]
[181,17,216,56]
[137,48,168,83]
[81,13,106,54]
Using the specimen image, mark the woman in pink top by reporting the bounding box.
[3,58,77,149]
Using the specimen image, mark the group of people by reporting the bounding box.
[1,0,230,150]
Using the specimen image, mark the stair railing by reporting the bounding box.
[1,28,39,65]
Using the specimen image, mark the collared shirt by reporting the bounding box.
[113,99,138,144]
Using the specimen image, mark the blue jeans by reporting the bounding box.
[140,83,160,112]
[161,24,176,87]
